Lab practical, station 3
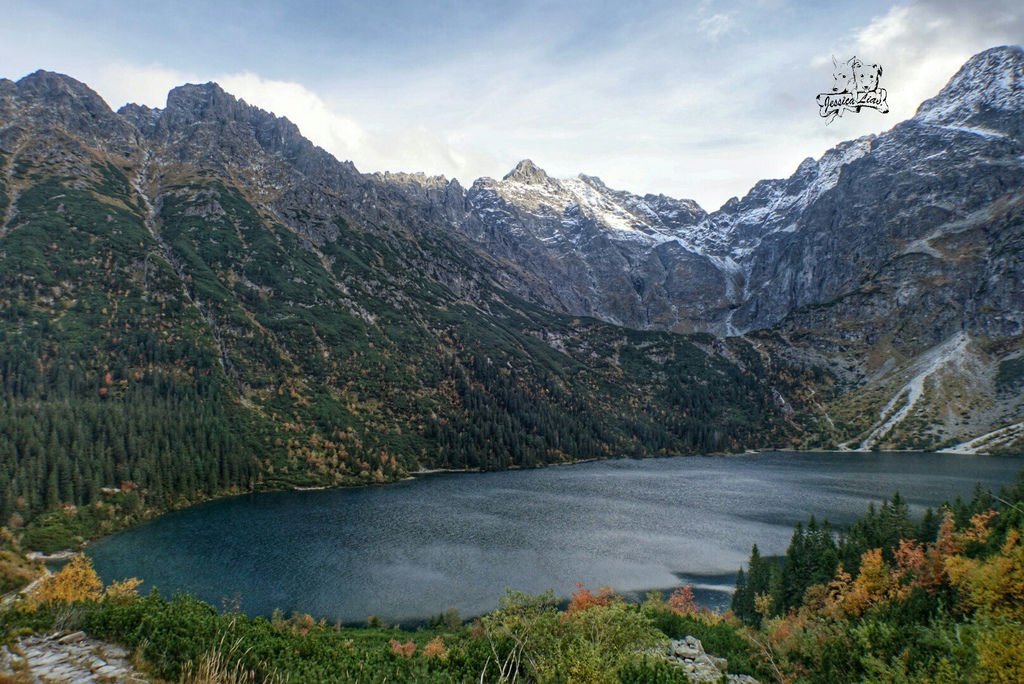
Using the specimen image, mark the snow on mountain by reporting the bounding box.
[915,45,1024,125]
[470,159,712,250]
[459,162,734,332]
[709,135,875,263]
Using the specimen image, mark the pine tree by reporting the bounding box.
[733,544,774,625]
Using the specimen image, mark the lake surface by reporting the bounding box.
[88,451,1021,624]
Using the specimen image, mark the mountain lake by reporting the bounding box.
[88,451,1022,624]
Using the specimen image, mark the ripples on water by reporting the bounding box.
[89,451,1022,623]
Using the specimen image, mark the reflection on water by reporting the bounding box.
[89,451,1021,623]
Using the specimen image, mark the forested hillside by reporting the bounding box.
[0,72,807,545]
[730,477,1024,682]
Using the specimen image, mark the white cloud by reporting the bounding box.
[815,1,1024,127]
[91,65,368,162]
[698,13,736,41]
[218,73,365,151]
[214,74,499,180]
[85,63,495,182]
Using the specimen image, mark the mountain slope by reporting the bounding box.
[434,46,1024,452]
[1,46,1020,538]
[0,72,804,534]
[446,46,1022,342]
[457,159,729,333]
[755,46,1024,451]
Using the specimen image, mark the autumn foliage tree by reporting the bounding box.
[29,553,102,606]
[667,585,697,616]
[26,553,144,613]
[388,639,417,658]
[946,526,1024,682]
[724,475,1024,683]
[103,576,144,605]
[422,636,448,661]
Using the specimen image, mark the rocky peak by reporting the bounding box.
[116,80,346,182]
[915,45,1023,125]
[577,173,607,189]
[8,70,136,153]
[376,170,450,189]
[117,102,161,135]
[502,159,550,184]
[794,157,817,176]
[14,70,111,114]
[161,82,252,127]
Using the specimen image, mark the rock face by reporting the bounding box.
[751,46,1024,451]
[448,46,1024,345]
[0,70,139,156]
[459,159,729,332]
[730,45,1023,342]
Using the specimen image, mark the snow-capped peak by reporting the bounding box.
[915,45,1023,125]
[474,163,713,249]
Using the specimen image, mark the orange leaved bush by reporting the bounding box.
[103,577,144,605]
[565,582,617,615]
[388,639,417,658]
[423,636,448,660]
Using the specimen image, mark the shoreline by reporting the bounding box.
[23,447,1013,561]
[25,550,78,562]
[25,449,1017,631]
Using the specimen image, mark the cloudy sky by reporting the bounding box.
[2,1,1021,209]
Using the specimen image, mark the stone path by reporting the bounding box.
[0,570,49,612]
[0,631,150,683]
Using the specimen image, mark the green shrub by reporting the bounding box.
[643,608,763,677]
[617,655,692,683]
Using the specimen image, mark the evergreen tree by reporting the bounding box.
[733,544,774,625]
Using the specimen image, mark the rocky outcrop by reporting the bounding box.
[0,632,150,683]
[664,635,760,683]
[459,160,728,332]
[0,71,139,157]
[730,47,1024,345]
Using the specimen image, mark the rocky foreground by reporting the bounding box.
[0,631,150,683]
[665,636,760,683]
[0,630,758,683]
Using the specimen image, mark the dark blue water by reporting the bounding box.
[88,451,1021,624]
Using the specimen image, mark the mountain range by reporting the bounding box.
[0,46,1021,526]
